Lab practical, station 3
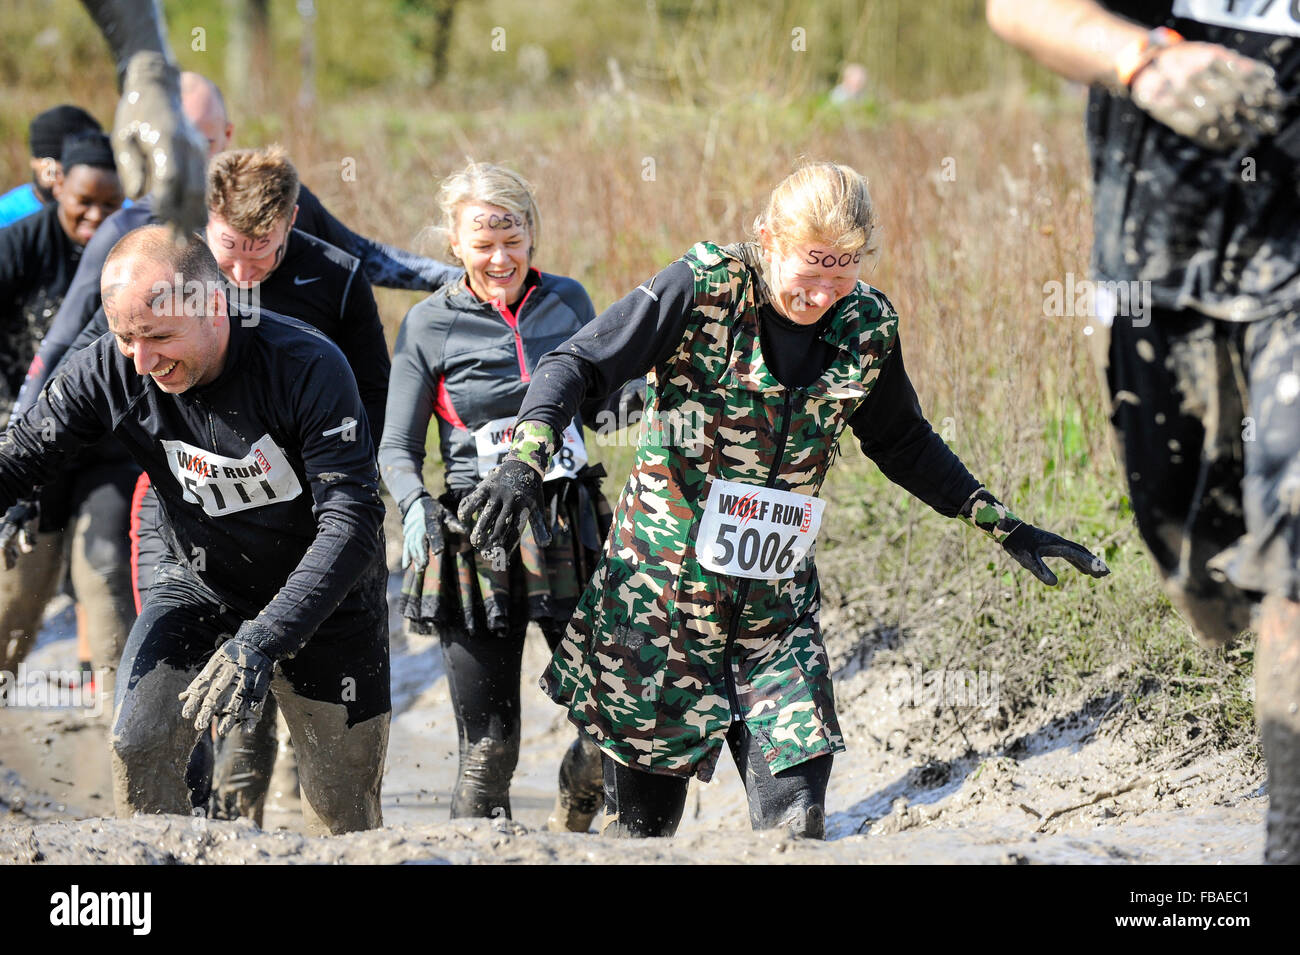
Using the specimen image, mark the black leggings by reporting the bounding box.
[602,723,832,838]
[439,617,567,818]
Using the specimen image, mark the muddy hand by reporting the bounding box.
[179,633,273,737]
[1131,42,1285,150]
[0,500,40,571]
[457,458,545,557]
[113,52,208,238]
[401,495,466,569]
[1001,524,1110,587]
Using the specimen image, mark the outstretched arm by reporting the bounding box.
[986,0,1284,149]
[80,0,207,235]
[458,261,697,553]
[295,186,463,292]
[852,339,1109,586]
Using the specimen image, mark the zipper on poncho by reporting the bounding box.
[722,386,797,722]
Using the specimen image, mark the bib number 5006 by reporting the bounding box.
[710,523,799,576]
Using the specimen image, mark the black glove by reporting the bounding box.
[0,500,40,571]
[179,626,275,737]
[1001,523,1110,587]
[457,458,550,560]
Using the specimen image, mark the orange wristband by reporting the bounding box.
[1114,26,1183,88]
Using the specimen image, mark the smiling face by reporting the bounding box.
[53,164,124,246]
[206,210,295,289]
[450,202,532,307]
[102,259,230,394]
[760,228,863,325]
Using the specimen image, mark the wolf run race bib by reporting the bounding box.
[161,434,303,517]
[696,479,826,580]
[1173,0,1300,36]
[474,416,587,481]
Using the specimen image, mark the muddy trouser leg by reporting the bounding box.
[1102,308,1255,645]
[0,530,64,673]
[131,477,215,810]
[600,757,688,838]
[726,722,831,838]
[1234,315,1300,863]
[110,563,231,817]
[437,620,527,819]
[272,557,390,835]
[1257,598,1300,864]
[67,462,139,706]
[210,694,278,825]
[540,618,605,832]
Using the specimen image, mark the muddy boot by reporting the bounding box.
[210,694,278,826]
[777,802,825,839]
[451,735,518,819]
[548,734,604,832]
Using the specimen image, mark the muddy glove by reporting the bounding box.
[179,625,275,738]
[113,52,209,238]
[1121,33,1286,151]
[402,494,465,569]
[0,500,40,571]
[961,488,1110,587]
[1001,523,1111,587]
[457,458,551,562]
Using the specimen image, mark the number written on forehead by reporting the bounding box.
[473,211,524,231]
[218,233,272,253]
[805,249,862,268]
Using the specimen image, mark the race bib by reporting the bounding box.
[474,416,587,481]
[696,479,826,580]
[1173,0,1300,37]
[161,434,303,517]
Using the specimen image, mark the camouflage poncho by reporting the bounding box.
[506,241,908,780]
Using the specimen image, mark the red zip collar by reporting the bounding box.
[489,271,540,382]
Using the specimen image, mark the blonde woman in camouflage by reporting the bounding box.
[460,161,1110,838]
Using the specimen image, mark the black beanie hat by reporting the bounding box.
[28,105,102,160]
[60,132,117,173]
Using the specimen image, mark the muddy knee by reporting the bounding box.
[110,693,196,815]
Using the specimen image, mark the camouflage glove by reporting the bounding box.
[1123,36,1285,151]
[0,500,40,571]
[114,52,208,238]
[401,494,465,569]
[960,488,1109,587]
[179,626,275,737]
[457,458,550,562]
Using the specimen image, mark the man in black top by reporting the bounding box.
[0,226,389,832]
[988,0,1300,862]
